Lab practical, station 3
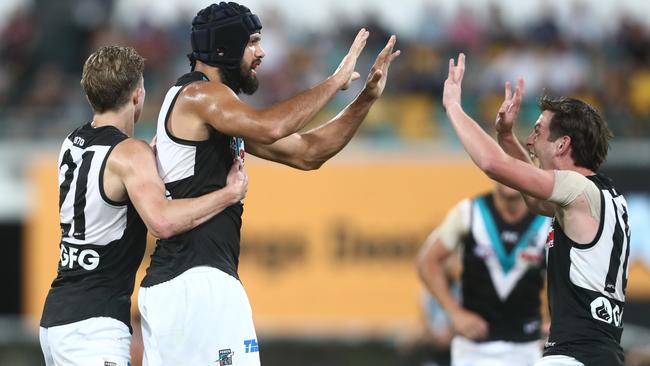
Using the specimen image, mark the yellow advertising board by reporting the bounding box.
[23,155,650,336]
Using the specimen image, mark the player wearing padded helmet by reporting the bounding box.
[137,2,400,365]
[187,2,263,94]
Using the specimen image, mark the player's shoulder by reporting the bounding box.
[108,138,155,173]
[180,79,237,104]
[456,197,474,213]
[441,197,471,219]
[113,137,151,154]
[556,169,593,183]
[443,198,472,227]
[555,169,599,193]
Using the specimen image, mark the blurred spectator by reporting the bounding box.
[1,0,650,142]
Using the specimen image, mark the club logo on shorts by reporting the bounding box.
[216,349,234,365]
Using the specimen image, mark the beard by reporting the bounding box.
[240,72,259,95]
[219,65,259,95]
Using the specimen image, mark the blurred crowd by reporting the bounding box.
[1,0,650,143]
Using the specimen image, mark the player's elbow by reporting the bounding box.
[147,217,176,239]
[154,228,175,240]
[300,157,326,171]
[254,120,288,144]
[416,255,428,281]
[283,159,322,171]
[258,127,283,145]
[416,250,438,282]
[480,156,507,181]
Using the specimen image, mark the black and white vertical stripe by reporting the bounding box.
[155,86,198,186]
[58,138,127,247]
[569,188,631,302]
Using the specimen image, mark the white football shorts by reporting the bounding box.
[138,266,260,366]
[534,355,585,366]
[451,335,542,366]
[40,316,131,366]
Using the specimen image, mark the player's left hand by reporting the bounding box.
[332,28,369,91]
[495,78,524,134]
[363,35,401,99]
[442,53,465,111]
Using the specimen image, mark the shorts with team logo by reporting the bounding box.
[40,317,131,366]
[138,266,260,366]
[451,335,542,366]
[534,355,584,366]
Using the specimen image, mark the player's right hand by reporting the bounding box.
[226,159,248,203]
[442,53,466,111]
[331,28,369,90]
[495,78,524,134]
[450,307,489,340]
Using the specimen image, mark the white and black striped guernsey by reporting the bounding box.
[544,174,630,366]
[461,193,551,342]
[40,123,146,331]
[141,71,244,287]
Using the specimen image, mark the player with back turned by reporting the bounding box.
[39,46,247,366]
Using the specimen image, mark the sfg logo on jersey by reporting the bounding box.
[60,243,100,270]
[590,296,623,327]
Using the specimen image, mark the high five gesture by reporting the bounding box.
[364,35,401,99]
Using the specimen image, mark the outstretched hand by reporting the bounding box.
[496,78,524,134]
[363,35,401,99]
[332,28,369,90]
[442,53,466,111]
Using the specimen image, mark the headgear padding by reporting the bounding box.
[189,2,262,70]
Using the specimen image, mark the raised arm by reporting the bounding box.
[108,139,247,239]
[246,35,401,169]
[441,54,555,210]
[495,78,532,163]
[183,29,370,145]
[494,78,556,215]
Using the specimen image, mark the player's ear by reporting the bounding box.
[556,136,570,155]
[133,86,144,106]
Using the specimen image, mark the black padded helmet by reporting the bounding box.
[188,2,262,71]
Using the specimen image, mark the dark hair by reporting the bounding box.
[81,46,145,113]
[539,95,613,172]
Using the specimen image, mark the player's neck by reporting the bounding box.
[552,156,596,177]
[493,192,527,224]
[194,62,224,83]
[91,107,135,137]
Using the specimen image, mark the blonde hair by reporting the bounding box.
[80,46,144,113]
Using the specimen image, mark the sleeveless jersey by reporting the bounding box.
[40,123,146,331]
[461,193,551,342]
[141,71,244,287]
[544,174,630,366]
